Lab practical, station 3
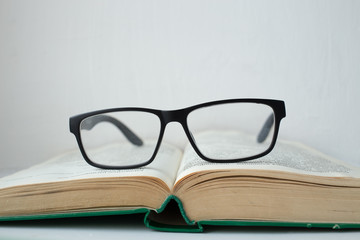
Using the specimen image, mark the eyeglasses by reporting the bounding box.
[69,99,286,169]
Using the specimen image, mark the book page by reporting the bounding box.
[0,143,182,191]
[176,131,360,183]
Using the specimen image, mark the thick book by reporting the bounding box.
[1,131,360,232]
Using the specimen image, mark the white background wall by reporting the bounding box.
[1,0,359,171]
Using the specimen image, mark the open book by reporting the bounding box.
[1,131,360,232]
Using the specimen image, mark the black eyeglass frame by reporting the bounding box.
[69,99,286,169]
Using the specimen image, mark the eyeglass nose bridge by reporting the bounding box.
[160,109,197,147]
[160,109,188,126]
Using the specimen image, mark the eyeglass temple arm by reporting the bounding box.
[80,115,143,146]
[257,113,274,143]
